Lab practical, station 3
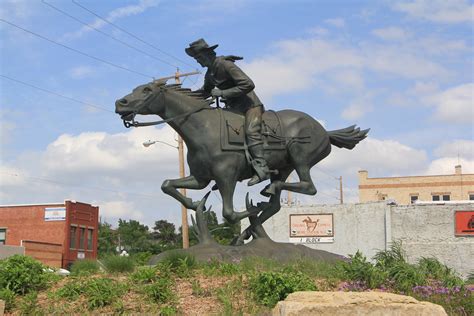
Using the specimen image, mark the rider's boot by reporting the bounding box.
[247,143,272,186]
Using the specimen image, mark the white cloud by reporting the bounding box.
[392,0,474,23]
[325,18,345,27]
[341,94,373,120]
[307,26,329,37]
[433,140,474,159]
[427,83,474,124]
[320,137,428,177]
[99,200,144,221]
[0,0,36,20]
[372,27,411,41]
[69,66,96,79]
[64,0,161,40]
[425,157,474,175]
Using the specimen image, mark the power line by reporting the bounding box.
[314,167,339,180]
[42,0,178,70]
[72,0,196,70]
[1,171,160,199]
[0,18,154,80]
[0,74,114,113]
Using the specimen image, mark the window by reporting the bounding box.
[69,226,77,249]
[87,229,93,250]
[79,227,85,249]
[469,194,474,201]
[410,195,419,204]
[432,194,450,201]
[0,229,6,245]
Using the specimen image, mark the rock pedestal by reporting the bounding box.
[272,291,447,316]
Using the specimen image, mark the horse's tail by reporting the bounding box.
[328,125,369,149]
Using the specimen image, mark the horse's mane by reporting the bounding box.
[154,79,213,106]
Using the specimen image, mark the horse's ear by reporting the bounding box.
[153,78,168,87]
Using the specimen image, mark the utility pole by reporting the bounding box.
[339,176,344,204]
[171,68,200,249]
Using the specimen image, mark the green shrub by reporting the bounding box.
[417,257,463,287]
[466,271,474,284]
[373,241,406,270]
[0,255,48,294]
[161,252,197,277]
[83,277,126,310]
[18,291,39,314]
[130,266,158,284]
[388,261,427,292]
[159,305,178,315]
[55,280,84,300]
[102,255,135,273]
[0,288,16,311]
[144,277,175,303]
[131,252,153,266]
[249,269,317,307]
[340,251,385,289]
[70,259,100,276]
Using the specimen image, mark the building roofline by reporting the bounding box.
[0,200,82,208]
[364,173,473,180]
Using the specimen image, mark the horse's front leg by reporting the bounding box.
[161,175,210,210]
[216,176,259,224]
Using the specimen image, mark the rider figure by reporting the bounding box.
[185,38,271,186]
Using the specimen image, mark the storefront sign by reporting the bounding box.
[289,214,334,243]
[454,211,474,236]
[44,207,66,221]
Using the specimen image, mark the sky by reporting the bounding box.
[0,0,473,229]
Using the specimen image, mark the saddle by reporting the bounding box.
[219,108,287,151]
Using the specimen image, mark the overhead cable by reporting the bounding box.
[42,0,178,69]
[72,0,196,69]
[0,18,154,80]
[0,74,114,113]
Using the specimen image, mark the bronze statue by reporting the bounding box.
[115,39,369,243]
[185,39,271,186]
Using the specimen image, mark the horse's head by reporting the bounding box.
[115,79,167,122]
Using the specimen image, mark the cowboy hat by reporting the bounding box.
[185,38,218,57]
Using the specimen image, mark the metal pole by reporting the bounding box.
[287,172,292,206]
[178,136,189,248]
[175,69,189,249]
[339,176,344,204]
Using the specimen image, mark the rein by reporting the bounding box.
[122,90,208,128]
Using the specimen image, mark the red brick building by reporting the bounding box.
[0,200,99,268]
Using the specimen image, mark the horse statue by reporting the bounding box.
[115,79,369,243]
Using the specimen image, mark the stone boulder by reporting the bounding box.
[272,291,447,316]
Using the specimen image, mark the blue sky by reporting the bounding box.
[1,0,473,228]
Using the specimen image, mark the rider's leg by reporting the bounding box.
[161,175,210,210]
[246,105,271,186]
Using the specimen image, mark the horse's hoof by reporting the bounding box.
[260,184,276,197]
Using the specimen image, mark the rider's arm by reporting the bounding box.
[195,71,213,98]
[220,60,255,99]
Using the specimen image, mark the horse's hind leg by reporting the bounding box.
[161,175,210,210]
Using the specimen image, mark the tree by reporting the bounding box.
[152,220,178,244]
[117,219,153,254]
[98,221,117,257]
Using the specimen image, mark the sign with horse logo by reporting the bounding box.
[454,210,474,236]
[289,214,334,243]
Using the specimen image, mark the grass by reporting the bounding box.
[1,249,472,315]
[70,259,100,276]
[101,255,136,273]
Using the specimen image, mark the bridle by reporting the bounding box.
[122,88,208,128]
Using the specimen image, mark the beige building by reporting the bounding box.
[359,165,474,204]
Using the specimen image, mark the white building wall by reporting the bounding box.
[242,201,474,277]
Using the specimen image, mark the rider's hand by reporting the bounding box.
[211,88,223,97]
